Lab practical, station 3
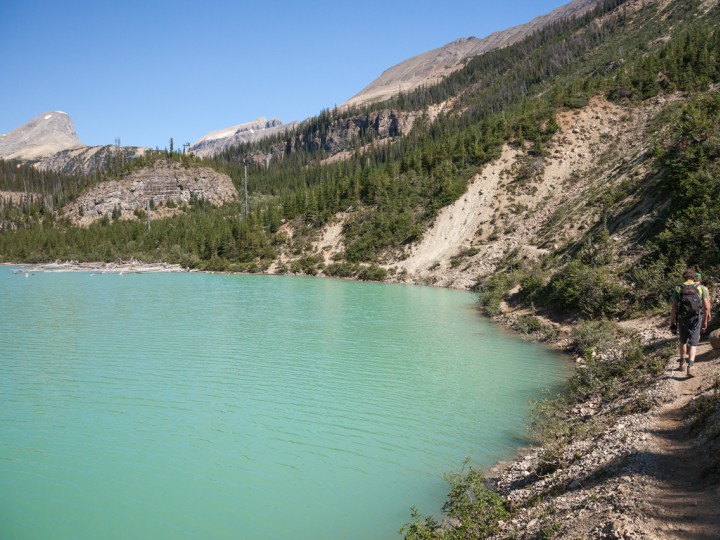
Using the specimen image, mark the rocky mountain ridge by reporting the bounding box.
[342,0,601,109]
[189,117,297,158]
[227,109,415,167]
[0,111,151,177]
[2,0,600,165]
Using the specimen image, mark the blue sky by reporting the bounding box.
[1,0,574,149]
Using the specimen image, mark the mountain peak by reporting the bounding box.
[0,111,84,160]
[342,0,600,109]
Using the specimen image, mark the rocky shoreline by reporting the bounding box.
[473,310,720,539]
[3,259,188,274]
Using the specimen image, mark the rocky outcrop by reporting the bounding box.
[62,160,238,224]
[311,110,406,154]
[236,109,413,168]
[192,110,412,163]
[0,111,84,160]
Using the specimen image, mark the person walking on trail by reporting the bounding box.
[670,268,711,377]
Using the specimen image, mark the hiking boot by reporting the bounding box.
[687,363,694,377]
[677,359,686,371]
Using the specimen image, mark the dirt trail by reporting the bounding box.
[488,313,720,538]
[644,344,720,539]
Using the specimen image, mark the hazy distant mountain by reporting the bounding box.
[34,144,150,176]
[0,111,84,160]
[342,0,601,109]
[189,117,298,158]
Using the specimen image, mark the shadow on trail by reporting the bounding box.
[635,402,720,539]
[694,347,720,363]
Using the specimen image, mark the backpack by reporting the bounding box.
[678,283,703,318]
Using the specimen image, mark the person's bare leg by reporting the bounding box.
[678,342,687,370]
[687,344,697,377]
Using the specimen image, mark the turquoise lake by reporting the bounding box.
[0,267,569,539]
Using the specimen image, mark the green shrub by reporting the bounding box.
[549,261,626,317]
[402,463,509,539]
[515,314,558,341]
[476,272,518,315]
[529,391,572,475]
[627,256,686,312]
[325,262,359,278]
[568,320,663,401]
[357,264,387,281]
[571,319,621,358]
[290,255,324,275]
[519,267,549,301]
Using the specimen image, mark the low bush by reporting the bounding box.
[324,262,359,278]
[402,463,509,539]
[290,255,324,275]
[568,320,664,402]
[515,314,558,341]
[549,261,627,317]
[357,264,388,282]
[476,272,518,315]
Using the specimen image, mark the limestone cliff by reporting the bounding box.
[191,110,410,161]
[236,109,413,167]
[62,160,237,225]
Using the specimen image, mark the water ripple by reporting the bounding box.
[0,269,568,540]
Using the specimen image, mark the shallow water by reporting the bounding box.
[0,268,568,539]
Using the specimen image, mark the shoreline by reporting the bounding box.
[466,307,720,539]
[2,259,189,274]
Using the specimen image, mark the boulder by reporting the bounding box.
[709,328,720,349]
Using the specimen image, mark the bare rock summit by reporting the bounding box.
[0,111,84,160]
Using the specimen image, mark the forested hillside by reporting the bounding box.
[2,0,718,283]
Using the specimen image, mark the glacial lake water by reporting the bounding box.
[0,267,569,539]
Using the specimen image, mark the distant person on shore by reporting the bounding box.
[670,268,711,377]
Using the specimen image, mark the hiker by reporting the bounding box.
[670,268,711,377]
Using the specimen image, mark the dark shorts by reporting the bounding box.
[679,314,702,346]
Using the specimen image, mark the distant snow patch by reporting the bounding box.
[44,115,53,120]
